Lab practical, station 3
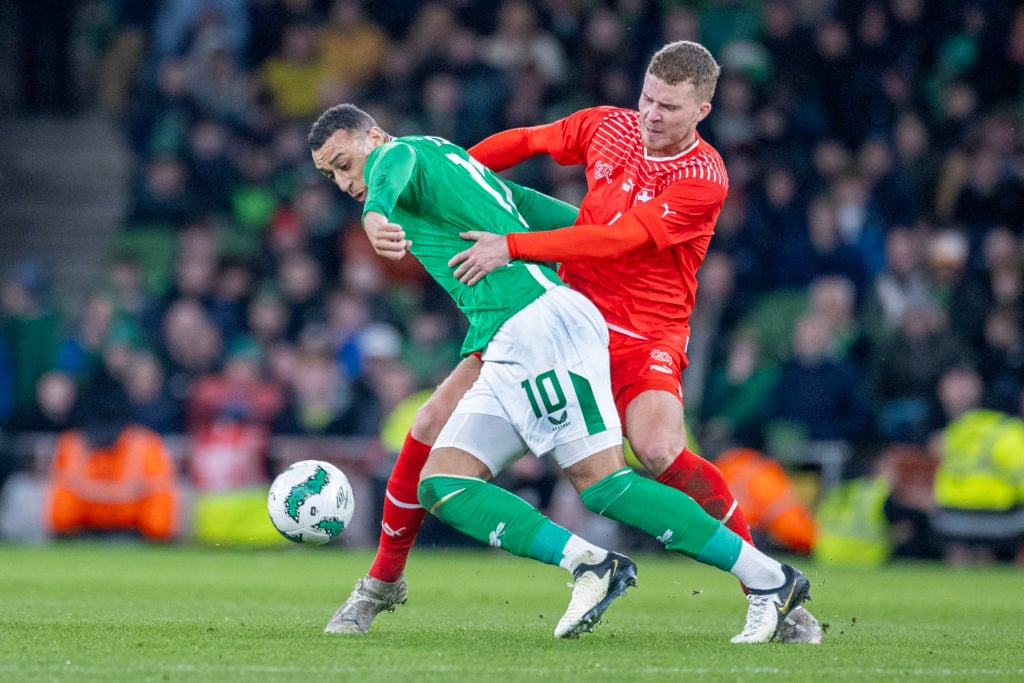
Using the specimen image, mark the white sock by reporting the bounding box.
[729,542,785,591]
[559,536,608,572]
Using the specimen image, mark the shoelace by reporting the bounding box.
[737,594,774,637]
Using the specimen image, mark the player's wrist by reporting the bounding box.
[506,233,520,259]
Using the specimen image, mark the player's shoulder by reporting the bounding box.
[570,105,638,129]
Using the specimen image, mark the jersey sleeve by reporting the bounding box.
[505,179,580,232]
[627,178,726,250]
[507,217,651,262]
[469,107,615,170]
[362,141,418,219]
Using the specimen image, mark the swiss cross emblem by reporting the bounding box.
[593,161,614,182]
[635,188,655,203]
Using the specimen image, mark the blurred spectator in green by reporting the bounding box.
[1,261,61,415]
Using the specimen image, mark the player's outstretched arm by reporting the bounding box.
[450,218,652,285]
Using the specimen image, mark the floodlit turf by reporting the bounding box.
[1,542,1021,682]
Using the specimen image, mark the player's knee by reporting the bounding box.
[410,400,447,444]
[630,437,684,477]
[417,476,442,511]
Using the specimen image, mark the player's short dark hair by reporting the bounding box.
[307,104,378,151]
[647,41,721,102]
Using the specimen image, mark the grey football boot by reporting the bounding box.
[325,574,408,634]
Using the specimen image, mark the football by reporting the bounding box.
[267,460,355,545]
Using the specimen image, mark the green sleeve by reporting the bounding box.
[363,142,418,219]
[505,179,579,232]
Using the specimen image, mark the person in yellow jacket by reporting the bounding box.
[930,365,1024,566]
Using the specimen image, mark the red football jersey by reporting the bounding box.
[517,106,728,342]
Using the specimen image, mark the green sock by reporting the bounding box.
[580,468,742,570]
[419,475,572,566]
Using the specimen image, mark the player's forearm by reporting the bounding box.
[363,143,417,218]
[507,219,650,262]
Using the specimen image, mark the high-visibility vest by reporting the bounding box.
[716,448,817,554]
[934,409,1024,511]
[47,426,179,540]
[813,477,891,567]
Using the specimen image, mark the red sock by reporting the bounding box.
[656,448,755,546]
[368,433,431,583]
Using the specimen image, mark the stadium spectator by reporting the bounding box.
[5,370,78,436]
[123,349,183,435]
[764,311,873,469]
[319,0,389,92]
[863,225,935,338]
[868,297,965,445]
[0,261,61,415]
[930,364,1024,566]
[698,328,779,457]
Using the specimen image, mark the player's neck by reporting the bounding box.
[645,134,698,159]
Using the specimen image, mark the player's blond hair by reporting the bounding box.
[646,41,720,103]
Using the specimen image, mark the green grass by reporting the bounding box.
[1,542,1021,682]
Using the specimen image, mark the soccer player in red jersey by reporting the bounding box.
[339,40,822,644]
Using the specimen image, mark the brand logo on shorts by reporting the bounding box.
[650,349,673,364]
[547,410,568,428]
[649,364,673,375]
[657,529,675,545]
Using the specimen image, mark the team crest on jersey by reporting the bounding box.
[593,160,615,182]
[635,188,655,203]
[650,349,673,365]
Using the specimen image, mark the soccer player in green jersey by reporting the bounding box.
[309,103,811,640]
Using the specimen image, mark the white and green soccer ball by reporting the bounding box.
[267,460,355,545]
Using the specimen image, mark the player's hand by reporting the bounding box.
[449,231,511,285]
[363,211,411,261]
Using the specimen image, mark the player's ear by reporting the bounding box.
[368,126,387,148]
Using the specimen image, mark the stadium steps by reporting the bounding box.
[0,113,130,310]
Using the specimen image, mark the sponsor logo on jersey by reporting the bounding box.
[593,160,615,182]
[621,178,634,193]
[650,349,673,364]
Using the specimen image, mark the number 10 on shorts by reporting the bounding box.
[521,370,607,435]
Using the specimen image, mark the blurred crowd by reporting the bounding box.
[2,0,1024,555]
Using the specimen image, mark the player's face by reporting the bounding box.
[311,127,385,203]
[638,72,711,157]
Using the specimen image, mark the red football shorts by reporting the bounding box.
[608,331,689,423]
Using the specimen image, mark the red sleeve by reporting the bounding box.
[507,215,651,262]
[467,128,537,172]
[469,107,615,170]
[631,179,726,250]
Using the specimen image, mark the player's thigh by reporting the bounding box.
[411,355,483,444]
[457,288,622,471]
[432,411,528,477]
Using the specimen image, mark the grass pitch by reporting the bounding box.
[1,542,1021,682]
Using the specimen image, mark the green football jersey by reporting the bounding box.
[363,135,564,356]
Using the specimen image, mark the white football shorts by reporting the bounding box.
[434,286,623,475]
